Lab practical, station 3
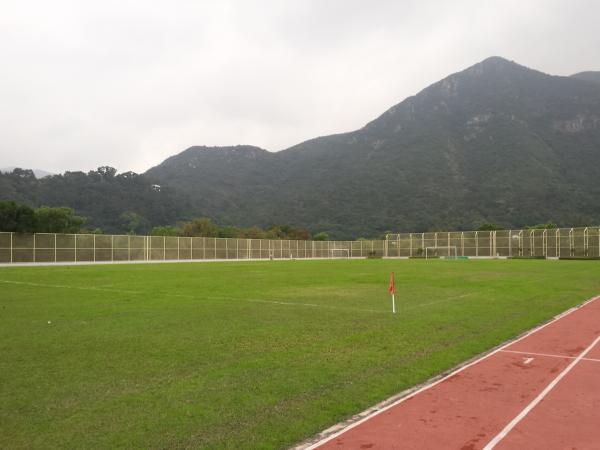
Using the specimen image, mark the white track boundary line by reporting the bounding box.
[483,335,600,449]
[500,349,600,363]
[300,295,600,450]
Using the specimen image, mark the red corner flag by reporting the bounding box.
[389,272,396,314]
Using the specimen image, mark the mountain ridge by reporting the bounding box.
[3,57,600,237]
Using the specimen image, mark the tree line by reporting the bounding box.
[150,218,329,240]
[0,200,86,233]
[0,200,330,240]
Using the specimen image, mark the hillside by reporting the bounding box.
[146,57,600,238]
[571,71,600,83]
[0,168,191,233]
[3,57,600,238]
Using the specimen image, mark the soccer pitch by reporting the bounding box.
[2,259,600,449]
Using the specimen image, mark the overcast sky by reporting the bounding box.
[1,0,598,174]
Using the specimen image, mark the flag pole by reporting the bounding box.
[389,271,396,314]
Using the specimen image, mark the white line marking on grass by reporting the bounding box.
[483,335,600,449]
[500,349,600,363]
[0,279,141,295]
[300,295,600,450]
[0,279,388,314]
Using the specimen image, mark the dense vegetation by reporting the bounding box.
[3,57,600,238]
[151,218,316,240]
[2,259,600,448]
[0,200,85,233]
[0,167,190,234]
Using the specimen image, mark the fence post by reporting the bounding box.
[111,235,114,261]
[543,229,547,257]
[74,234,77,262]
[54,233,57,263]
[461,232,464,256]
[177,237,180,260]
[129,235,131,261]
[475,231,478,257]
[569,228,574,256]
[10,232,13,263]
[33,233,36,263]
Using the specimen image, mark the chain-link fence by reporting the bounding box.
[0,233,385,264]
[385,227,600,258]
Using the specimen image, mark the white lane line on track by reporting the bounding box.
[301,295,600,450]
[483,335,600,449]
[500,349,600,363]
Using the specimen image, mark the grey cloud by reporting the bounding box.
[0,0,598,173]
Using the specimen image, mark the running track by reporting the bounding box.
[306,296,600,449]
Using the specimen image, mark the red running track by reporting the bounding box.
[308,296,600,450]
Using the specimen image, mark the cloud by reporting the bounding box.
[0,0,598,173]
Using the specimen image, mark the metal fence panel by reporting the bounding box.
[2,226,600,265]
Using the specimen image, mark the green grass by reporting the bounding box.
[1,259,600,449]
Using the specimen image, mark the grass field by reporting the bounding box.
[1,259,600,449]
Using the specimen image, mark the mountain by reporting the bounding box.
[146,57,600,238]
[571,71,600,83]
[1,167,54,178]
[3,57,600,237]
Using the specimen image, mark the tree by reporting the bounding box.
[180,218,220,237]
[312,232,329,241]
[151,225,180,236]
[0,200,36,232]
[217,225,241,238]
[477,222,502,231]
[34,206,85,233]
[96,166,117,179]
[120,211,146,235]
[239,226,266,239]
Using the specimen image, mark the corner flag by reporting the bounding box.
[389,272,396,314]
